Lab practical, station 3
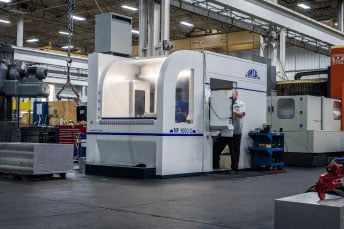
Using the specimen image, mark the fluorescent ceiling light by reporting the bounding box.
[0,19,10,24]
[72,15,85,21]
[62,45,74,49]
[59,31,72,35]
[0,0,11,3]
[26,38,39,43]
[297,3,310,9]
[121,5,138,11]
[180,21,194,27]
[132,29,139,34]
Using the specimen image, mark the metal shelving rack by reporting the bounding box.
[248,132,284,170]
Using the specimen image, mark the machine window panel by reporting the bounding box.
[333,101,341,120]
[277,98,295,119]
[135,90,145,117]
[101,58,165,118]
[149,84,155,114]
[175,69,194,124]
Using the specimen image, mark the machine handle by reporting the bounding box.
[268,106,274,112]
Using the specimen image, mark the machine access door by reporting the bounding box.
[209,78,235,136]
[269,95,321,132]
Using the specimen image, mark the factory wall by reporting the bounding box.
[227,46,329,81]
[284,46,329,80]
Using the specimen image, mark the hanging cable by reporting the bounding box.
[94,0,103,14]
[56,0,80,102]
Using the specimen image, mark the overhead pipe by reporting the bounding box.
[279,27,286,79]
[294,69,329,80]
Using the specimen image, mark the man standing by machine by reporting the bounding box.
[213,89,245,174]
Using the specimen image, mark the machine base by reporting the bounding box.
[284,152,328,167]
[85,164,156,179]
[275,192,344,229]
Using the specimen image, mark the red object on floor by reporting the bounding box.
[316,162,344,200]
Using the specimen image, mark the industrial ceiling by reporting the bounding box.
[0,0,341,54]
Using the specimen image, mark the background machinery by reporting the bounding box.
[0,43,73,178]
[0,43,49,142]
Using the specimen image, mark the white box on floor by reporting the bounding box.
[275,192,344,229]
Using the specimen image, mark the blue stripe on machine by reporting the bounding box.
[236,87,266,93]
[101,117,157,120]
[204,83,266,93]
[87,132,203,136]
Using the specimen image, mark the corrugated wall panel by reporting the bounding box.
[285,46,329,80]
[228,46,329,80]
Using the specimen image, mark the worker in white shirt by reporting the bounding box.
[213,89,245,174]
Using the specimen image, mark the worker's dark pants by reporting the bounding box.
[213,134,241,171]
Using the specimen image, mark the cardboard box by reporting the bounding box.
[48,101,77,125]
[21,113,32,126]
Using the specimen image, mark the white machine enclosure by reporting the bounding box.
[87,51,267,176]
[267,95,344,153]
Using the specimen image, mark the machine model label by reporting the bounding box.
[245,69,260,80]
[170,128,196,134]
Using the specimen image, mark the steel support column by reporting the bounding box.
[338,0,344,33]
[81,86,87,103]
[154,1,161,56]
[147,0,155,56]
[16,16,23,48]
[161,0,170,56]
[139,0,147,57]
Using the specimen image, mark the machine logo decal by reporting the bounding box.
[332,54,344,65]
[245,69,260,80]
[170,128,196,134]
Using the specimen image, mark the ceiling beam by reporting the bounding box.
[286,37,329,56]
[213,0,344,45]
[13,46,88,69]
[171,0,270,36]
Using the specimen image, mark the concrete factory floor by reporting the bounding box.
[0,166,326,229]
